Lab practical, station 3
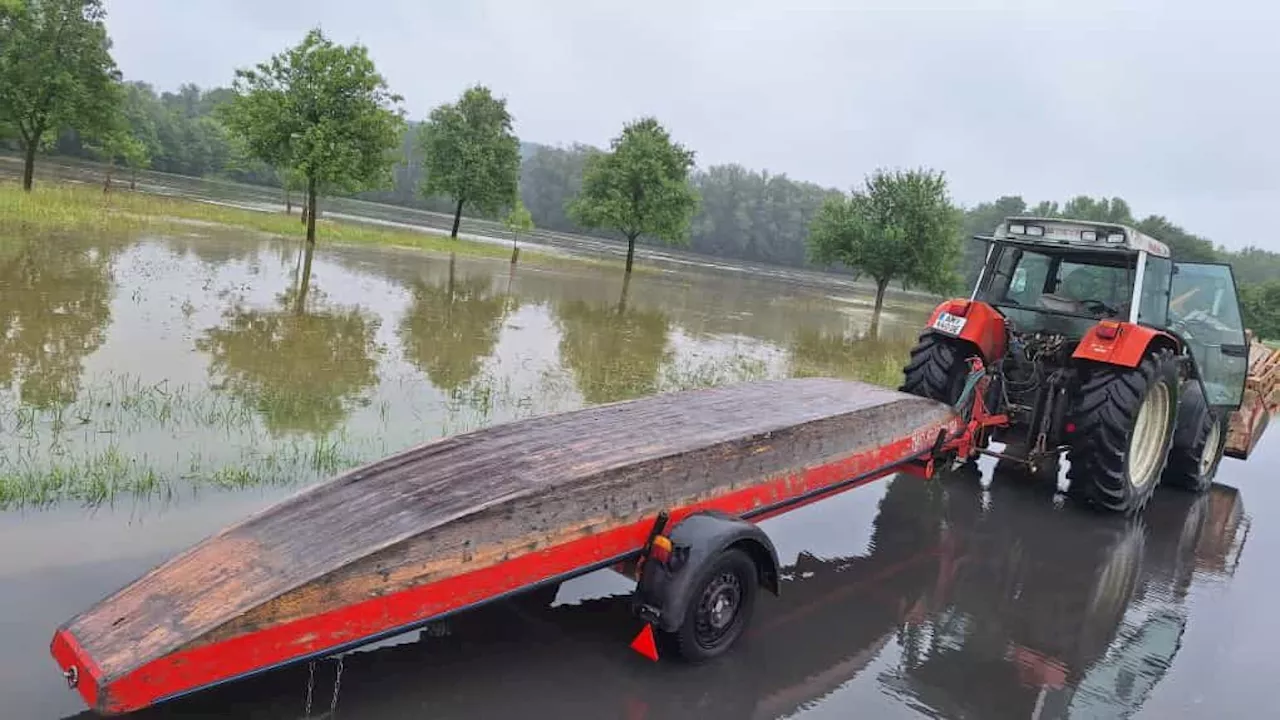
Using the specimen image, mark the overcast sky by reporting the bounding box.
[102,0,1277,251]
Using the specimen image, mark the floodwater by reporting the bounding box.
[1,226,1276,720]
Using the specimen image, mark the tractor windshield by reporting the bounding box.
[976,242,1136,336]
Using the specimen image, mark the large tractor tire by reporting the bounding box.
[1161,380,1228,492]
[900,332,978,405]
[1067,348,1179,515]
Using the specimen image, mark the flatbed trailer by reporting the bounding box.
[50,375,1000,716]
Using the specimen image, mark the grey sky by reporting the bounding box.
[102,0,1278,251]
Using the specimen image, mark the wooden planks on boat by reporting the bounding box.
[62,377,955,684]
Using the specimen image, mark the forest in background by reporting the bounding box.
[6,80,1279,338]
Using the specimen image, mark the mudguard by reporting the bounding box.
[925,299,1007,362]
[1072,322,1180,368]
[633,510,780,634]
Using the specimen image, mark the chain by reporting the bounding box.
[303,660,316,718]
[329,655,344,715]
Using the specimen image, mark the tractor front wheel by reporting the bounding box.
[1067,348,1179,515]
[1162,381,1228,492]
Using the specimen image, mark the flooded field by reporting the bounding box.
[2,224,1276,720]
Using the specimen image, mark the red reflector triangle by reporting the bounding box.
[630,624,659,662]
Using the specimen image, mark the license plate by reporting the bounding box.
[933,311,967,335]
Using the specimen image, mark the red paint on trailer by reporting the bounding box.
[57,415,962,715]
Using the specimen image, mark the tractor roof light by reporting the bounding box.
[1106,233,1125,244]
[1025,225,1045,237]
[1080,230,1097,242]
[1008,223,1026,235]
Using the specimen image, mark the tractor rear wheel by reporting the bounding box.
[900,332,978,405]
[1067,348,1179,515]
[1162,381,1227,492]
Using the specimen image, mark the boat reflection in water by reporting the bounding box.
[99,463,1248,720]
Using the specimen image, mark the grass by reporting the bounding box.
[0,337,916,511]
[0,180,569,266]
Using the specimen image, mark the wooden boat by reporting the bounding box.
[51,377,962,715]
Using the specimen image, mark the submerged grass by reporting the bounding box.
[0,180,549,265]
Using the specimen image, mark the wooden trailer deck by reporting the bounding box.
[52,377,962,715]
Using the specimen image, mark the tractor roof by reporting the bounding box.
[976,216,1171,258]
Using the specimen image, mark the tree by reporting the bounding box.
[504,197,534,264]
[220,27,406,307]
[418,84,521,239]
[0,0,121,190]
[568,117,699,275]
[806,168,961,334]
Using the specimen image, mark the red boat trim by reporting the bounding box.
[63,417,959,715]
[50,627,102,710]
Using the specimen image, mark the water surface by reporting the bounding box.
[1,226,1275,720]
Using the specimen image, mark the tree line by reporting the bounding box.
[1,0,1275,335]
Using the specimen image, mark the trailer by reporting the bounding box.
[50,375,1005,715]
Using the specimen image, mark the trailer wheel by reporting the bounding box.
[900,333,978,405]
[1162,381,1227,493]
[666,547,758,662]
[1067,348,1179,515]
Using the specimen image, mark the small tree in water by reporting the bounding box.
[504,198,534,264]
[806,168,961,335]
[568,117,699,275]
[220,28,405,309]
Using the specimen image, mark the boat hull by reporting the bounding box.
[51,378,959,714]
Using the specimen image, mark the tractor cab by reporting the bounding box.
[970,217,1250,410]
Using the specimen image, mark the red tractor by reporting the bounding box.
[901,216,1262,514]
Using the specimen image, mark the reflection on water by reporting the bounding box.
[0,237,117,409]
[196,287,383,436]
[553,296,672,404]
[0,232,923,510]
[86,471,1249,720]
[399,254,520,395]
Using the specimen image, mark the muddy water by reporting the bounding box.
[1,229,1275,719]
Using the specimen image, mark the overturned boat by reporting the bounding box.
[51,377,963,715]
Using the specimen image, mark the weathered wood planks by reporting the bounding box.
[62,377,954,683]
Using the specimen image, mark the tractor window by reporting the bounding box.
[1138,255,1173,327]
[977,244,1135,336]
[1169,262,1248,408]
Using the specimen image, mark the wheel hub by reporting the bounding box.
[695,572,743,644]
[1200,420,1222,477]
[1126,382,1171,488]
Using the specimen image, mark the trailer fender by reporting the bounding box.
[634,510,779,635]
[1072,321,1180,368]
[925,299,1007,363]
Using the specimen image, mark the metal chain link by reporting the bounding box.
[329,655,344,715]
[303,660,316,718]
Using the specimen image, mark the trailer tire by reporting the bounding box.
[1067,348,1179,515]
[900,333,978,405]
[666,547,758,662]
[1162,381,1227,492]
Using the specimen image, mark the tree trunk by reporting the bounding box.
[103,166,113,193]
[306,176,318,245]
[296,176,319,314]
[871,277,889,338]
[625,233,638,275]
[22,140,38,191]
[510,232,519,264]
[617,271,632,314]
[130,169,137,191]
[285,188,292,215]
[450,197,464,239]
